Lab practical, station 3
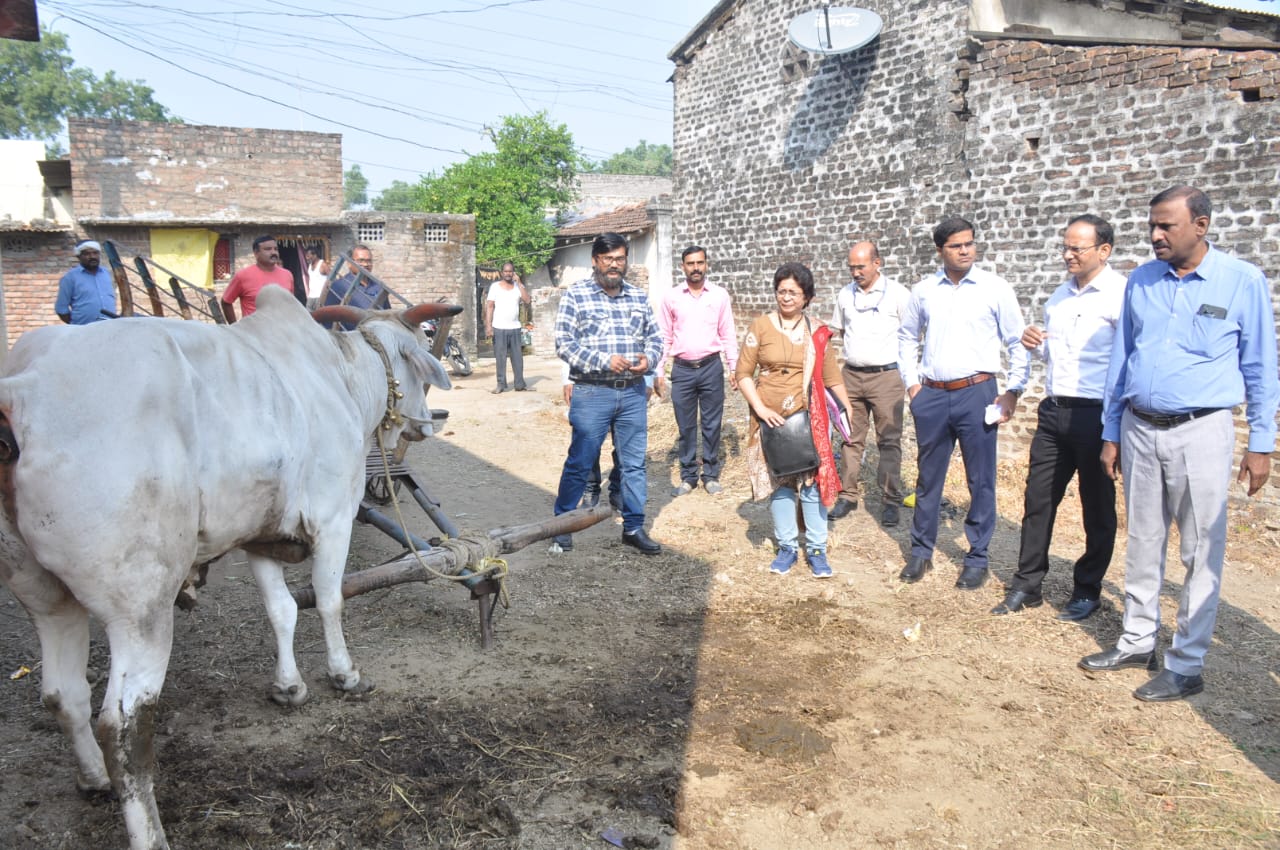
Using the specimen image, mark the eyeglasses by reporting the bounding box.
[943,240,975,251]
[775,289,804,299]
[1060,244,1098,257]
[597,256,627,266]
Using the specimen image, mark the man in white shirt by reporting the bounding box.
[993,215,1125,620]
[485,262,531,393]
[898,217,1030,590]
[828,241,911,526]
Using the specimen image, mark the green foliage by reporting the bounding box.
[0,28,174,144]
[587,141,673,177]
[344,164,369,208]
[391,111,579,275]
[372,179,421,212]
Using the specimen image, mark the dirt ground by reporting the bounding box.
[0,353,1277,850]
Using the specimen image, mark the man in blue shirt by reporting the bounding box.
[325,244,387,330]
[1081,186,1278,702]
[897,218,1029,591]
[552,232,664,555]
[55,240,116,324]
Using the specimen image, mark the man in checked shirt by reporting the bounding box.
[551,232,665,555]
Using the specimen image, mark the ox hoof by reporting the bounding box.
[76,780,114,803]
[268,681,309,707]
[329,672,375,697]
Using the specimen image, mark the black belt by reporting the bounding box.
[674,354,720,369]
[572,374,645,389]
[1130,407,1222,428]
[1050,396,1102,408]
[846,363,898,373]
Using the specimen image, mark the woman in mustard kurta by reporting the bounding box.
[736,262,845,578]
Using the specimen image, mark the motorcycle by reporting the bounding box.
[421,316,472,377]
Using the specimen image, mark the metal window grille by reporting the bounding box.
[357,222,385,243]
[424,223,449,244]
[2,236,36,254]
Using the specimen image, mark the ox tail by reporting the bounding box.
[0,394,19,526]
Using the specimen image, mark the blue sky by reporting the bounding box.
[40,0,715,195]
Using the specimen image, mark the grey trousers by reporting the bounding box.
[1116,407,1233,675]
[493,327,525,390]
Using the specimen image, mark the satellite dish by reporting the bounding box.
[788,6,883,55]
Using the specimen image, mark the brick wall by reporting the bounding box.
[338,212,477,348]
[670,0,1280,503]
[69,119,342,223]
[1,230,80,343]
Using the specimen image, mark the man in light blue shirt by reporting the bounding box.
[898,217,1030,591]
[1081,186,1278,702]
[55,240,116,325]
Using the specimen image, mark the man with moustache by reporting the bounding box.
[551,232,664,555]
[993,215,1124,620]
[658,245,738,496]
[56,240,116,324]
[221,235,295,323]
[1080,186,1278,702]
[898,217,1029,589]
[486,262,532,394]
[828,241,910,526]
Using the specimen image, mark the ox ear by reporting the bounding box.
[402,302,463,325]
[406,344,452,391]
[311,305,369,327]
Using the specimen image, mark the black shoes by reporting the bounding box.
[1134,669,1204,702]
[991,589,1043,615]
[622,529,661,555]
[1078,647,1158,672]
[899,555,932,583]
[955,565,989,590]
[881,502,899,527]
[829,498,856,519]
[1058,598,1101,622]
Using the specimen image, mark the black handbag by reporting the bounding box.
[759,408,820,477]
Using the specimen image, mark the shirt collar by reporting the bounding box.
[1158,242,1216,282]
[848,275,886,296]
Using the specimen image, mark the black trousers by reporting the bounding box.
[670,357,725,484]
[1011,397,1117,600]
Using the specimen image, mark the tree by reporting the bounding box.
[0,27,174,147]
[372,179,420,212]
[344,164,369,208]
[588,141,673,177]
[410,111,579,274]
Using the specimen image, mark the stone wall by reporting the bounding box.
[69,118,342,223]
[670,0,1280,502]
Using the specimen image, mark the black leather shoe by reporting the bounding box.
[622,529,661,555]
[881,502,899,527]
[1057,597,1101,622]
[1078,647,1158,672]
[991,589,1043,615]
[1134,669,1204,702]
[955,565,989,590]
[829,498,856,519]
[898,556,932,583]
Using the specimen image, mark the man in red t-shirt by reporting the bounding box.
[220,236,295,322]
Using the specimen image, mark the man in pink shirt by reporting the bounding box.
[220,236,296,323]
[658,246,739,496]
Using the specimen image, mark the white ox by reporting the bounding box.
[0,286,454,850]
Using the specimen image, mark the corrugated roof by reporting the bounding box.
[1192,0,1280,17]
[557,202,653,238]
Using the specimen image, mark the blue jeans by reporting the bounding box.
[770,482,827,552]
[554,382,648,533]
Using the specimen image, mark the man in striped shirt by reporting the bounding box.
[552,232,665,555]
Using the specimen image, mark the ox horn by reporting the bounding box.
[311,305,369,327]
[402,302,464,325]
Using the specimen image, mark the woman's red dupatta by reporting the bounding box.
[807,323,841,508]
